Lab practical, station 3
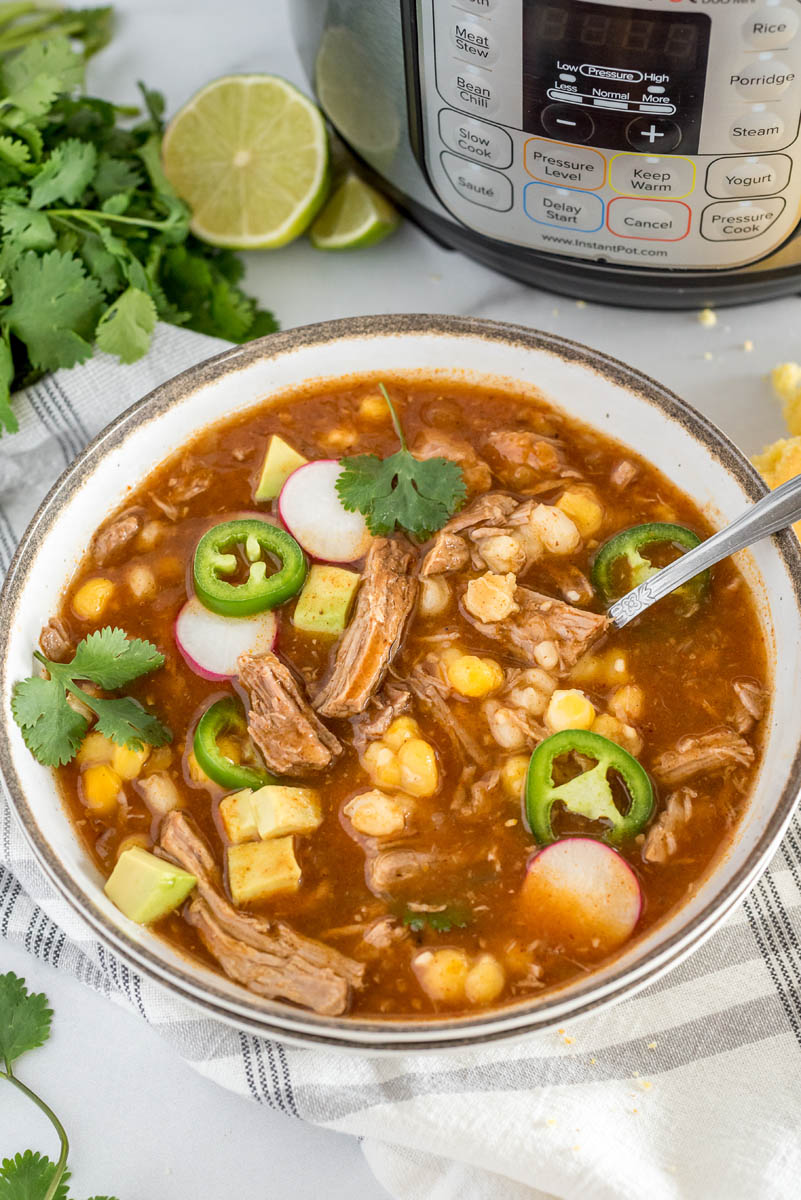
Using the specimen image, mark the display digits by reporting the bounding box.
[664,23,698,63]
[537,5,569,41]
[579,13,611,46]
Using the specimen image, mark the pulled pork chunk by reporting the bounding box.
[408,662,485,762]
[463,583,609,671]
[413,430,492,495]
[452,766,501,821]
[238,651,342,775]
[352,681,412,753]
[421,493,516,577]
[643,788,696,864]
[365,846,443,894]
[359,915,410,952]
[485,429,563,487]
[731,679,766,735]
[652,728,755,788]
[159,813,364,1015]
[315,537,418,718]
[39,617,72,663]
[91,509,142,565]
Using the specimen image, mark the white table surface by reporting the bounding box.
[2,0,799,1196]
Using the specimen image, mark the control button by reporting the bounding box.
[524,138,605,190]
[731,60,795,101]
[607,197,691,241]
[700,197,786,241]
[450,18,497,65]
[609,153,695,198]
[706,153,791,199]
[523,183,604,232]
[454,0,498,12]
[541,103,595,144]
[440,67,499,116]
[438,109,512,168]
[743,8,799,50]
[626,117,682,153]
[730,111,786,150]
[441,152,512,210]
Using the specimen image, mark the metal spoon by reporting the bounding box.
[608,472,801,629]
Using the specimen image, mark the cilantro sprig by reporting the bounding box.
[0,17,277,434]
[336,384,467,540]
[12,626,171,766]
[0,971,118,1200]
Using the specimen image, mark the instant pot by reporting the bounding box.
[291,0,801,307]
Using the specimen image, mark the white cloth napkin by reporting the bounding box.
[2,325,800,1200]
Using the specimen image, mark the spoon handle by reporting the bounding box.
[609,472,801,629]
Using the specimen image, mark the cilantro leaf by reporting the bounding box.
[89,694,171,750]
[0,974,52,1069]
[69,627,165,689]
[95,286,156,363]
[0,331,17,434]
[2,36,84,103]
[337,387,466,540]
[11,676,88,767]
[3,249,103,371]
[92,153,142,202]
[12,628,170,767]
[0,135,31,173]
[0,202,56,251]
[0,1152,69,1200]
[401,905,472,934]
[30,139,96,208]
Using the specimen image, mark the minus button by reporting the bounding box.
[541,102,595,142]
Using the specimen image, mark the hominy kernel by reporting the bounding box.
[72,577,114,621]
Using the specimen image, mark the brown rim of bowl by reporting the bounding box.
[1,313,800,1050]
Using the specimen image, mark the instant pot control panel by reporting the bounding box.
[409,0,801,270]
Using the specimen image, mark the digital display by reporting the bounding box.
[522,0,711,154]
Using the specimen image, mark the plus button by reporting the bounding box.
[626,116,682,153]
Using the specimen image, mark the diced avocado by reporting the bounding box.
[255,434,307,502]
[228,837,301,905]
[104,847,196,924]
[250,785,322,840]
[219,789,259,844]
[293,564,360,635]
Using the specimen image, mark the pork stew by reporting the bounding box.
[24,379,768,1019]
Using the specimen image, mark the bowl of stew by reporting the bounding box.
[2,314,801,1051]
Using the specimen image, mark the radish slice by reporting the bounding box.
[279,459,372,562]
[521,838,642,955]
[174,596,277,680]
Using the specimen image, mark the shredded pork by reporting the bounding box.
[463,583,609,670]
[159,813,363,1015]
[238,651,342,775]
[652,728,755,787]
[92,510,142,564]
[314,537,418,718]
[643,788,696,863]
[413,430,492,494]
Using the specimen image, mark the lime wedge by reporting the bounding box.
[309,173,400,250]
[162,75,329,249]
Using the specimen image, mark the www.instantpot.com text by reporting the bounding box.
[540,235,669,258]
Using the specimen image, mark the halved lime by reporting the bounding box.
[309,173,400,250]
[162,75,329,249]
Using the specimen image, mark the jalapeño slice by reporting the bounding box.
[193,518,307,617]
[525,729,654,846]
[591,521,709,608]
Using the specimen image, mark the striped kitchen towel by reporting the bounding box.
[1,325,800,1200]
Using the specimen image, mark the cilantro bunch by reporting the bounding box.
[401,904,471,934]
[336,384,467,540]
[0,971,117,1199]
[12,626,171,766]
[0,16,277,434]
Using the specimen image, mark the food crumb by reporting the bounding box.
[546,1118,557,1127]
[743,340,754,352]
[640,1080,652,1090]
[647,1041,657,1049]
[575,299,586,308]
[562,1035,574,1045]
[504,817,518,827]
[552,307,560,316]
[703,351,714,361]
[589,1056,597,1065]
[697,307,717,327]
[572,1145,581,1152]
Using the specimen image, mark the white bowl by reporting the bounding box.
[2,314,800,1052]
